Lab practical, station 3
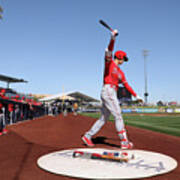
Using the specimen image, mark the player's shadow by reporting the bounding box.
[92,136,119,148]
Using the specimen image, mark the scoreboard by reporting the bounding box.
[117,87,132,103]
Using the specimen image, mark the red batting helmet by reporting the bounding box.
[114,50,128,61]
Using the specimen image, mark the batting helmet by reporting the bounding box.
[114,50,128,61]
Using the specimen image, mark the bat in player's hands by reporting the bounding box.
[99,19,119,36]
[135,95,143,103]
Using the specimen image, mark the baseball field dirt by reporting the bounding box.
[0,114,179,180]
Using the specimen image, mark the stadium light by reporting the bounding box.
[143,50,149,105]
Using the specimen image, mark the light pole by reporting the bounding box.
[143,50,149,105]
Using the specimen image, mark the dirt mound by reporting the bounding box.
[0,114,179,180]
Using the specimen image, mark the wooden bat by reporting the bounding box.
[99,20,119,36]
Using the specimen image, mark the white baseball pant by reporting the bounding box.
[85,84,125,139]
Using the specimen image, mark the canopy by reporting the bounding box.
[0,74,28,88]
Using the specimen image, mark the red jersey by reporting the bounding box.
[104,59,124,88]
[103,37,137,97]
[8,104,13,112]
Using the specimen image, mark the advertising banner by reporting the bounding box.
[166,108,174,113]
[158,108,166,113]
[122,109,132,113]
[136,108,144,113]
[174,108,180,113]
[143,108,159,113]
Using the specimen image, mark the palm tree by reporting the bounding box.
[0,5,3,19]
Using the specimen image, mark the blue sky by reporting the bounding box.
[0,0,180,103]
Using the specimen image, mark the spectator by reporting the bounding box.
[62,102,67,116]
[0,89,6,98]
[0,103,7,135]
[29,104,34,120]
[8,103,14,124]
[73,102,78,116]
[14,104,21,122]
[0,103,4,135]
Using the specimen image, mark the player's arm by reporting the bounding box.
[105,30,118,61]
[121,73,143,102]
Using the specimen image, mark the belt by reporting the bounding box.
[104,84,118,91]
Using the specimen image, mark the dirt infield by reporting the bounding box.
[0,114,179,180]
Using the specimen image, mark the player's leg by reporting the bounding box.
[85,103,110,138]
[102,85,133,149]
[82,102,110,147]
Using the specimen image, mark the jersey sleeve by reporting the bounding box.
[121,73,137,97]
[105,49,112,61]
[105,36,115,61]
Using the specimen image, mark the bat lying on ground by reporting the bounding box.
[73,150,134,163]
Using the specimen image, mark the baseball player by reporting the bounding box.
[82,29,143,149]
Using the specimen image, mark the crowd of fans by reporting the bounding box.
[44,100,79,116]
[0,88,79,135]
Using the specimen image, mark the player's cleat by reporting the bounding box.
[0,132,3,136]
[82,135,94,147]
[121,141,133,150]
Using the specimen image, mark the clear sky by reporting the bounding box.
[0,0,180,103]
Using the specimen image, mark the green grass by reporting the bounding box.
[81,113,180,137]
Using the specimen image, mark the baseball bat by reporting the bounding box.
[99,20,113,32]
[99,20,119,36]
[73,151,133,162]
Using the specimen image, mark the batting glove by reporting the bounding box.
[111,29,118,37]
[135,95,143,103]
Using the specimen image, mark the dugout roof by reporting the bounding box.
[0,74,28,88]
